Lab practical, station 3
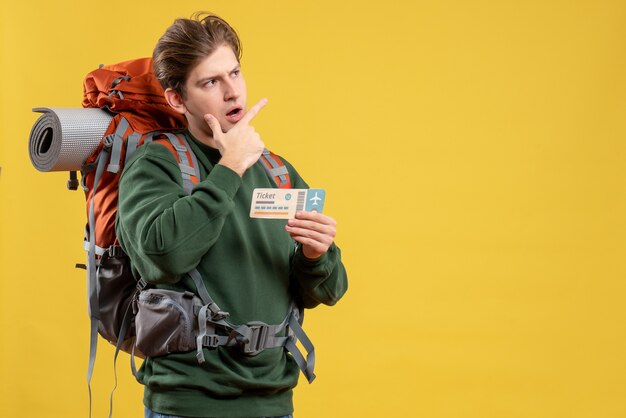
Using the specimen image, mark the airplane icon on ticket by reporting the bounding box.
[309,192,322,206]
[304,189,325,212]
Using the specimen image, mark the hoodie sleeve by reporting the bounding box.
[116,142,242,283]
[283,159,349,308]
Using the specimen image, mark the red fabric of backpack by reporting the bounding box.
[80,57,198,365]
[80,57,201,415]
[81,57,190,256]
[83,57,186,132]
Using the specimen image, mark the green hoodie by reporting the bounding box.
[116,132,348,418]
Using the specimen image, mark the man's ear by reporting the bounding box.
[164,88,187,114]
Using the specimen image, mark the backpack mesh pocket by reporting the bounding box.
[135,289,202,357]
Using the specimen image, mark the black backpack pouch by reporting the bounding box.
[97,246,143,356]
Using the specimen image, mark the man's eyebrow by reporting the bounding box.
[195,64,241,86]
[195,76,216,86]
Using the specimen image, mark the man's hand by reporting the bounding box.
[285,211,337,260]
[204,98,268,177]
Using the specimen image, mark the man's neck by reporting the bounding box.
[188,124,219,150]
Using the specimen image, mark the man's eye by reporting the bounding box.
[204,80,215,87]
[231,70,240,78]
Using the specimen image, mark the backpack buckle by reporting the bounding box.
[136,278,148,291]
[107,245,124,257]
[102,134,115,149]
[241,322,270,356]
[202,335,220,348]
[172,144,187,153]
[206,302,229,321]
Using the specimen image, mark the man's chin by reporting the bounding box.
[219,121,234,133]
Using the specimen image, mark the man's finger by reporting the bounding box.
[294,211,337,226]
[204,114,223,137]
[239,98,268,125]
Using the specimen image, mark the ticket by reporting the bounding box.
[250,188,326,219]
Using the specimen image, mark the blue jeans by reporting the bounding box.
[144,406,293,418]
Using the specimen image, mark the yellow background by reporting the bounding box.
[1,0,625,417]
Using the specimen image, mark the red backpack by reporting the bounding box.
[79,57,294,396]
[80,58,202,415]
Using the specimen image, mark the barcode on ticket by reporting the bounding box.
[295,191,306,212]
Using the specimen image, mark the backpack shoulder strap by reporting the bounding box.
[151,133,201,193]
[258,149,291,188]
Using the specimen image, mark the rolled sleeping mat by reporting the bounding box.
[29,107,113,172]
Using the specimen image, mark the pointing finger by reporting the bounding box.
[240,98,268,125]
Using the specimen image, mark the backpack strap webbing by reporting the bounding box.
[106,118,130,174]
[124,132,142,165]
[187,267,316,383]
[152,133,200,193]
[284,312,316,382]
[68,171,79,190]
[108,274,147,418]
[259,149,291,189]
[86,119,123,418]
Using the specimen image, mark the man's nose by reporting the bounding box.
[223,79,239,101]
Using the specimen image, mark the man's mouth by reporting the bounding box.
[226,107,242,117]
[225,106,244,123]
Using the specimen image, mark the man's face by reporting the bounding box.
[180,44,247,143]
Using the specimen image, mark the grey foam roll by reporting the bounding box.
[29,107,113,172]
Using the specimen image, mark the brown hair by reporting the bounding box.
[153,12,242,97]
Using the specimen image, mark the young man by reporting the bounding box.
[116,13,348,418]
